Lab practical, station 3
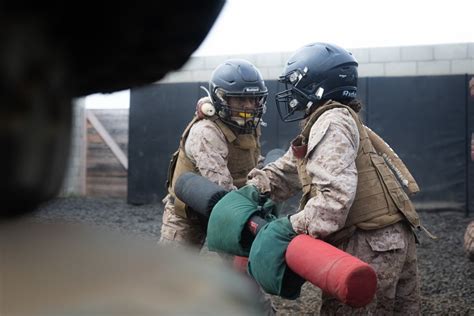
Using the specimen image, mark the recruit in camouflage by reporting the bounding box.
[160,98,260,247]
[464,220,474,261]
[247,102,421,315]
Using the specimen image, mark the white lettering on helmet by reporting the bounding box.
[245,87,260,92]
[342,90,357,98]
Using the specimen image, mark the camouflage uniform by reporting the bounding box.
[160,119,237,247]
[248,107,420,315]
[159,112,276,316]
[464,220,474,261]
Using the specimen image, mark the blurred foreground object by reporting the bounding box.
[0,1,224,217]
[0,3,266,315]
[464,221,474,261]
[0,220,263,316]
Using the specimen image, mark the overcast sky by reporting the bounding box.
[193,0,474,56]
[86,0,474,108]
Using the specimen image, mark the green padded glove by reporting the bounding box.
[207,185,276,257]
[248,216,306,299]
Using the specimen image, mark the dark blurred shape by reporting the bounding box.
[0,3,271,315]
[0,1,225,217]
[0,2,225,96]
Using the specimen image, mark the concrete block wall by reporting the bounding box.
[159,43,474,82]
[60,98,87,196]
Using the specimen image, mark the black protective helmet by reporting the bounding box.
[209,59,268,131]
[276,42,358,122]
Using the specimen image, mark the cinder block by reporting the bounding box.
[385,62,417,76]
[401,46,433,61]
[203,55,230,69]
[369,47,401,63]
[417,61,451,75]
[234,54,258,65]
[434,44,468,60]
[181,56,206,70]
[350,48,369,63]
[257,67,269,80]
[256,52,284,68]
[468,43,474,58]
[192,69,214,82]
[358,63,385,77]
[157,74,173,83]
[266,67,284,80]
[281,51,294,64]
[160,70,194,83]
[451,59,474,74]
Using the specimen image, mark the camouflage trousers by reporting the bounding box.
[159,201,206,248]
[321,222,420,316]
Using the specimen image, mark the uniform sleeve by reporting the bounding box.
[247,148,301,202]
[289,108,360,239]
[185,120,236,191]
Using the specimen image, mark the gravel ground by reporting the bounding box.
[31,197,474,315]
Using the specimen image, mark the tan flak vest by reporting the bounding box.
[166,115,260,218]
[294,101,423,242]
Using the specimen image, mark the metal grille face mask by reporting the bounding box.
[227,96,266,133]
[276,72,313,122]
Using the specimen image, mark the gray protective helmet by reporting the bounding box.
[209,59,268,131]
[276,42,358,122]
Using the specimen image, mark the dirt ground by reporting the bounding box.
[32,197,474,315]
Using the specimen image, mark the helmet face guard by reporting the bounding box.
[215,89,267,133]
[276,73,319,122]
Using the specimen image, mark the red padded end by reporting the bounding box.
[233,256,249,274]
[343,265,377,307]
[286,235,377,308]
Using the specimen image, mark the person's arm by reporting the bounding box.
[185,120,236,191]
[247,148,301,202]
[289,108,359,239]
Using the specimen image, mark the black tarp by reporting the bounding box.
[467,75,474,215]
[128,75,473,215]
[128,83,200,204]
[368,76,467,211]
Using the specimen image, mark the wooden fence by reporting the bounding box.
[86,109,128,197]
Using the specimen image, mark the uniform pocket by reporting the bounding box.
[366,225,406,252]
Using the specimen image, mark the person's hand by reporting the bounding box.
[246,168,271,194]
